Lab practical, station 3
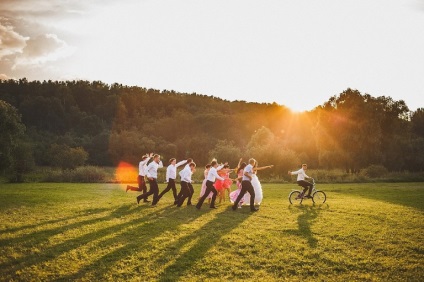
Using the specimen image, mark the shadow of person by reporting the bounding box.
[157,206,252,281]
[284,204,326,248]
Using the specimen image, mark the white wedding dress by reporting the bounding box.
[243,174,263,205]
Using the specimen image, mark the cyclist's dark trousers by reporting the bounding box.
[158,179,177,201]
[297,180,313,196]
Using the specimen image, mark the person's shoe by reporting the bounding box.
[143,199,150,203]
[296,193,304,199]
[251,208,259,212]
[151,204,157,208]
[232,205,237,211]
[126,185,130,192]
[137,197,141,204]
[187,202,192,206]
[195,205,201,210]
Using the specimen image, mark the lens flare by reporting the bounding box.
[115,161,137,186]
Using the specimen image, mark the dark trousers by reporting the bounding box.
[174,182,194,205]
[158,179,177,201]
[127,175,148,194]
[137,178,159,205]
[297,180,313,196]
[196,180,218,208]
[177,181,191,206]
[187,183,194,204]
[233,180,256,210]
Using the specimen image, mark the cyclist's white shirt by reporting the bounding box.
[291,168,309,181]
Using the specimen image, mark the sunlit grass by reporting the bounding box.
[0,183,423,281]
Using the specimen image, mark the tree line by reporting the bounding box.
[1,79,423,181]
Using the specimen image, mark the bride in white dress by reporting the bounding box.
[243,163,274,205]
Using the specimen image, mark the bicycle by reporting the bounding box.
[288,178,326,204]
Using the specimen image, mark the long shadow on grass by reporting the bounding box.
[283,204,328,248]
[0,204,170,279]
[157,206,252,281]
[55,205,214,281]
[0,207,110,235]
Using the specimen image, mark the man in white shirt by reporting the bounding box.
[136,154,163,206]
[157,158,187,203]
[196,160,224,209]
[288,164,313,198]
[232,158,259,212]
[126,153,153,203]
[173,158,193,205]
[176,162,196,207]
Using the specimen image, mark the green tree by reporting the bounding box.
[48,144,88,170]
[0,100,25,171]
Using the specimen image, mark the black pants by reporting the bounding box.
[137,178,159,205]
[297,180,313,196]
[196,180,218,208]
[158,179,177,201]
[138,175,147,193]
[127,175,148,194]
[233,180,256,210]
[175,182,194,204]
[177,181,191,206]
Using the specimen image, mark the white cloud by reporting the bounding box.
[0,21,28,59]
[13,33,75,68]
[0,73,11,80]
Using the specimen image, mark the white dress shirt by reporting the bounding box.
[290,168,310,181]
[146,160,163,179]
[242,164,254,182]
[166,160,187,182]
[138,157,150,176]
[179,166,193,183]
[207,166,224,182]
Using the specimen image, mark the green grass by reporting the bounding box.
[0,182,423,281]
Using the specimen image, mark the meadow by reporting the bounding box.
[0,182,423,281]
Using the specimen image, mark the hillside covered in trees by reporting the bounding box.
[1,79,423,180]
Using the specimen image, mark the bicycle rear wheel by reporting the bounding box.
[312,190,326,204]
[289,190,303,204]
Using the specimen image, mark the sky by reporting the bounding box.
[0,0,423,112]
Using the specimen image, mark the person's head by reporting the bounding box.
[223,164,230,169]
[302,164,307,170]
[249,158,256,166]
[189,162,196,171]
[238,162,247,173]
[211,160,218,167]
[187,158,193,164]
[169,158,176,165]
[141,155,148,161]
[153,154,160,163]
[205,164,211,170]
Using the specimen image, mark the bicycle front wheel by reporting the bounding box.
[289,191,303,204]
[312,190,326,204]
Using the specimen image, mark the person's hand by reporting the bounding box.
[269,165,274,168]
[288,171,291,175]
[148,177,154,181]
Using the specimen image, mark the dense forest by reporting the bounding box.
[1,79,423,180]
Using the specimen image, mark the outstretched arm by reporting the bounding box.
[254,165,274,171]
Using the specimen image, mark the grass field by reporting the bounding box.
[0,182,423,281]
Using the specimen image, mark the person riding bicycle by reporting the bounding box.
[288,164,313,199]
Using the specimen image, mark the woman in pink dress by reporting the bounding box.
[199,164,213,201]
[230,161,247,207]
